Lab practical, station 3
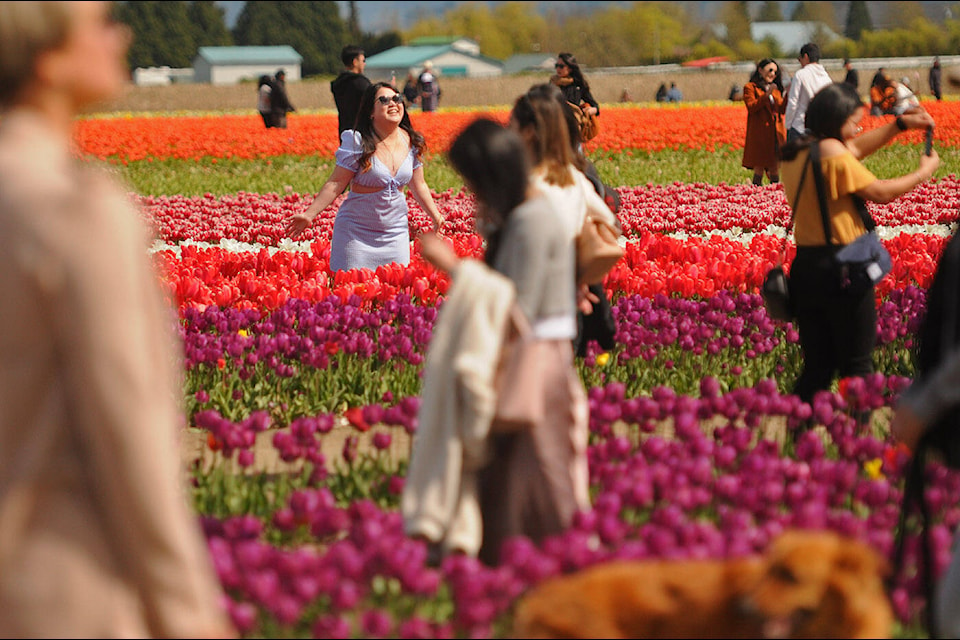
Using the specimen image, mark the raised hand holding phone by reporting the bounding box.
[925,125,934,156]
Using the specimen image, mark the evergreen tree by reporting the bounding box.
[361,31,403,58]
[347,1,361,41]
[188,1,233,47]
[117,1,196,68]
[790,1,838,31]
[757,1,784,22]
[844,1,873,40]
[234,1,347,76]
[719,1,751,47]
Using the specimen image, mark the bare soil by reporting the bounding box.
[97,66,945,114]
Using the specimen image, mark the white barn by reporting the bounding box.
[192,46,302,86]
[364,37,503,82]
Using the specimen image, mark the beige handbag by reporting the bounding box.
[490,304,546,434]
[576,213,624,286]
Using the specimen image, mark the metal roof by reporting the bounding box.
[503,53,557,75]
[364,45,453,68]
[195,46,302,65]
[408,36,464,46]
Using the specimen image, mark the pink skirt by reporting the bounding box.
[477,339,589,566]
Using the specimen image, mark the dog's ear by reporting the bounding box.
[834,537,888,580]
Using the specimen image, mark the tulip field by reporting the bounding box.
[80,100,960,638]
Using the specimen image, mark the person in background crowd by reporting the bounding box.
[551,52,599,118]
[870,67,887,90]
[843,58,859,91]
[784,42,832,142]
[870,71,897,116]
[742,58,787,186]
[665,82,683,102]
[417,60,440,112]
[930,56,943,101]
[402,71,419,109]
[0,2,235,636]
[655,82,668,102]
[729,83,743,101]
[892,76,920,115]
[269,68,295,129]
[257,73,273,128]
[331,44,371,135]
[283,82,443,270]
[779,83,938,408]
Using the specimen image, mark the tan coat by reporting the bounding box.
[0,111,230,637]
[742,81,787,172]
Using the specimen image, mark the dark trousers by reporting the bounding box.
[789,246,877,404]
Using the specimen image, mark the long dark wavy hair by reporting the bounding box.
[780,82,862,161]
[749,58,784,93]
[448,118,530,265]
[352,81,426,173]
[557,52,592,94]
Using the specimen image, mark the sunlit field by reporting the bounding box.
[75,92,960,638]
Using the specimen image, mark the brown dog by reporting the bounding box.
[509,528,893,639]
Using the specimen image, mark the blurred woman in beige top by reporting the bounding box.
[0,3,234,637]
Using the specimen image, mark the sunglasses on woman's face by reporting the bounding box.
[376,94,404,105]
[555,63,566,69]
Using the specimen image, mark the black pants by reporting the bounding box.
[789,246,877,404]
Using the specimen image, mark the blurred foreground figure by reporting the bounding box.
[0,2,234,637]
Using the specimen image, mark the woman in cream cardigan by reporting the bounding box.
[0,3,233,636]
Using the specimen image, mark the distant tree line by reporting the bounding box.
[116,1,955,77]
[403,0,956,67]
[115,1,400,77]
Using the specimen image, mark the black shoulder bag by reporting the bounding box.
[761,149,810,321]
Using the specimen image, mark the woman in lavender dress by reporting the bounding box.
[285,82,443,271]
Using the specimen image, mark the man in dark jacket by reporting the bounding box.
[331,45,371,135]
[930,57,943,101]
[270,69,295,129]
[843,59,859,91]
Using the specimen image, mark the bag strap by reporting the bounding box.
[809,141,835,246]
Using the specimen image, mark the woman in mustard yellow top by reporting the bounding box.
[780,83,938,406]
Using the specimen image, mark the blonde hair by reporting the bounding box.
[0,1,74,108]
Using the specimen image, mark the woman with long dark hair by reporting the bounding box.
[742,58,787,185]
[403,118,591,566]
[781,83,937,407]
[551,52,599,118]
[284,81,443,271]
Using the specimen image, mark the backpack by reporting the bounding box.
[890,231,960,638]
